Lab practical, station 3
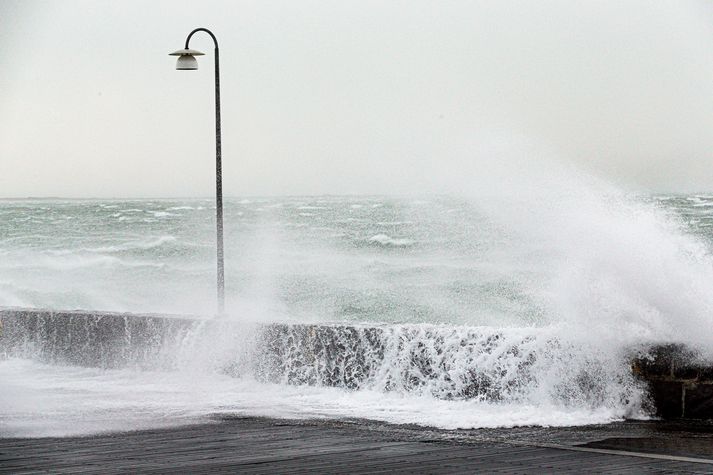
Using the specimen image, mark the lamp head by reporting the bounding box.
[169,48,205,70]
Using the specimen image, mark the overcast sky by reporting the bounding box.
[1,0,713,197]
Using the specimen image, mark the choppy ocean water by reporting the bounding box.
[2,193,713,437]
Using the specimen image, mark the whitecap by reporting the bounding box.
[369,234,416,247]
[376,221,413,226]
[88,235,177,253]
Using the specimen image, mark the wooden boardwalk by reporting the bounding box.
[2,417,713,474]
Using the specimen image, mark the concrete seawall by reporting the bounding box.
[0,308,545,400]
[1,307,712,419]
[0,308,195,369]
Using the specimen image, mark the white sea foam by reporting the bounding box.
[39,254,123,270]
[369,234,415,247]
[36,254,166,270]
[88,236,177,253]
[376,221,413,226]
[0,356,636,438]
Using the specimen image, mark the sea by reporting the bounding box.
[2,188,713,437]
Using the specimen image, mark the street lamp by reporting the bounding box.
[170,28,225,315]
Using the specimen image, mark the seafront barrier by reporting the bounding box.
[1,307,711,419]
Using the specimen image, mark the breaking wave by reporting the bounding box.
[0,310,649,436]
[368,234,416,247]
[87,235,178,253]
[2,179,713,435]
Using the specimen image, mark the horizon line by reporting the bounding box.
[0,190,710,201]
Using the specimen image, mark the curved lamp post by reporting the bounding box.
[170,28,225,315]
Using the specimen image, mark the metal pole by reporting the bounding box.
[184,28,225,315]
[214,45,225,315]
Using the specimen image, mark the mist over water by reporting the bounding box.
[3,167,713,437]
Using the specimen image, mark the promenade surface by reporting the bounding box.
[2,417,713,473]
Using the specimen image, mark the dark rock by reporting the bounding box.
[647,380,684,419]
[684,382,713,419]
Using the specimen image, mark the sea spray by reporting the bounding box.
[1,188,713,435]
[1,309,649,424]
[461,160,713,357]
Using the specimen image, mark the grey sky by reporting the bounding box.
[1,0,713,197]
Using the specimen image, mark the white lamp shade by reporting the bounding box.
[176,55,198,70]
[169,48,205,56]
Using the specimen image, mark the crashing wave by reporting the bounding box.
[369,234,416,247]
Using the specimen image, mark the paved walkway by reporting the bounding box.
[2,417,713,474]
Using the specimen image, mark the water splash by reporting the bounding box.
[1,309,649,427]
[2,178,713,435]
